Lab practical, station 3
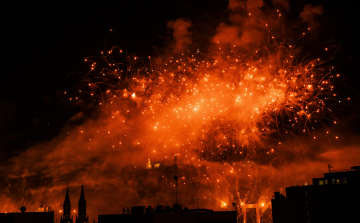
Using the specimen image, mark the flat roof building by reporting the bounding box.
[0,211,54,223]
[272,166,360,223]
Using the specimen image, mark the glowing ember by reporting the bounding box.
[74,42,338,162]
[1,2,354,222]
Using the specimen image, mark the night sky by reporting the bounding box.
[1,0,360,221]
[1,0,359,160]
[1,0,230,159]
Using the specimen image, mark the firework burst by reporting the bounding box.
[69,37,338,163]
[57,10,347,221]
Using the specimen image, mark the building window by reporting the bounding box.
[332,179,335,184]
[342,178,347,184]
[325,180,328,185]
[319,180,324,185]
[336,179,340,184]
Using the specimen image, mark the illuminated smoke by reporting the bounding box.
[213,0,267,47]
[0,1,357,222]
[300,4,324,29]
[167,18,192,53]
[271,0,289,10]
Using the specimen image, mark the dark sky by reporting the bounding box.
[0,0,228,159]
[1,0,360,159]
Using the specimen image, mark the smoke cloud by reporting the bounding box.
[212,0,281,50]
[271,0,289,10]
[300,4,324,29]
[1,121,358,221]
[167,18,192,53]
[0,1,358,223]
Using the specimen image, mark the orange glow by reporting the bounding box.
[1,4,348,221]
[77,44,337,156]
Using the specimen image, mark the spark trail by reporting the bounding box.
[61,38,341,219]
[0,3,354,222]
[72,41,338,162]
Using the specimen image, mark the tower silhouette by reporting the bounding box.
[174,155,179,204]
[76,185,89,223]
[61,187,73,223]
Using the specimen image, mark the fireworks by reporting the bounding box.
[1,2,356,222]
[71,39,338,162]
[60,23,342,219]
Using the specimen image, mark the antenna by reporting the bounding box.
[328,164,333,173]
[173,155,178,204]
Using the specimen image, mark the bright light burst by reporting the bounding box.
[71,40,338,162]
[63,20,342,218]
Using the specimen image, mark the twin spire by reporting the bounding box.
[79,185,86,206]
[64,187,71,205]
[61,185,88,223]
[62,187,71,221]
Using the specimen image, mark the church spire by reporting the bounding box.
[61,187,73,223]
[64,187,71,206]
[76,184,88,223]
[79,185,86,207]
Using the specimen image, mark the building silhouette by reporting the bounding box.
[61,187,73,223]
[98,205,236,223]
[76,185,88,223]
[61,185,89,223]
[0,205,54,223]
[272,166,360,223]
[99,156,236,223]
[0,212,55,223]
